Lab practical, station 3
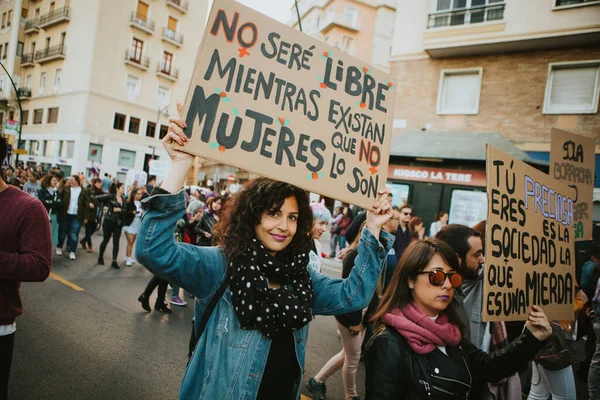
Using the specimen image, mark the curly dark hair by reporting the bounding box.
[213,178,313,264]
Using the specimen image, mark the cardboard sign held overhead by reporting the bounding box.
[484,146,575,322]
[177,0,395,209]
[550,128,595,241]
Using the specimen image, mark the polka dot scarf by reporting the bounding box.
[229,239,313,339]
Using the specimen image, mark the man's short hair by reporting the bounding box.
[435,224,480,261]
[399,203,412,212]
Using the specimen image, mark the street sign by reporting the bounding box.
[12,149,28,155]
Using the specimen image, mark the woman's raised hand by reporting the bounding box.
[162,101,194,167]
[365,189,393,237]
[525,305,552,341]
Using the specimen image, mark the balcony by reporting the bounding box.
[161,27,184,47]
[129,12,155,34]
[24,19,40,34]
[156,63,179,81]
[428,3,505,28]
[38,6,71,29]
[34,44,66,64]
[125,50,150,71]
[319,16,360,34]
[20,53,35,67]
[166,0,188,13]
[17,88,32,98]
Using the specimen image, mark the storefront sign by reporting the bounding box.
[484,146,575,322]
[388,165,486,187]
[178,0,395,210]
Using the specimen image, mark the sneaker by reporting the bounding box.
[305,378,327,400]
[171,296,187,307]
[69,252,76,260]
[125,258,133,267]
[56,248,63,256]
[110,261,120,270]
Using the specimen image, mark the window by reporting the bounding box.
[126,74,140,95]
[45,37,50,49]
[59,140,74,158]
[168,16,178,32]
[54,68,62,86]
[157,85,170,106]
[21,7,28,19]
[146,121,156,138]
[555,0,599,6]
[385,182,411,207]
[16,42,23,57]
[88,143,103,162]
[161,51,173,74]
[344,5,359,27]
[113,113,126,130]
[128,117,140,134]
[40,72,46,89]
[3,43,7,59]
[131,38,143,62]
[543,61,600,114]
[43,140,56,157]
[7,10,12,27]
[49,2,55,13]
[1,13,6,29]
[30,41,35,55]
[26,74,32,88]
[436,68,483,115]
[118,149,136,168]
[29,140,40,155]
[431,0,504,27]
[159,124,169,139]
[0,75,4,91]
[47,107,59,123]
[60,32,66,45]
[33,109,43,124]
[0,46,3,60]
[21,110,29,125]
[341,36,354,54]
[137,1,149,20]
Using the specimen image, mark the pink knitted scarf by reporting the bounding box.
[382,302,462,355]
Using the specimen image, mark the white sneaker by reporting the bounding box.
[69,252,76,260]
[56,248,63,256]
[125,258,133,266]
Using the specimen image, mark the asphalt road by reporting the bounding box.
[8,232,358,400]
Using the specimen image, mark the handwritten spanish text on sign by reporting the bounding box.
[484,146,575,322]
[550,128,595,241]
[178,0,395,209]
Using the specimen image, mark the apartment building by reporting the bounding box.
[0,0,207,182]
[387,0,600,232]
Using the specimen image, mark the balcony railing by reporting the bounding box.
[34,44,66,63]
[156,63,179,81]
[130,12,155,34]
[125,50,150,71]
[38,6,71,29]
[17,88,32,98]
[166,0,188,13]
[428,3,505,28]
[161,27,184,46]
[24,18,40,33]
[20,53,35,66]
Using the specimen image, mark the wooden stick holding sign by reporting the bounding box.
[484,146,576,322]
[175,0,395,210]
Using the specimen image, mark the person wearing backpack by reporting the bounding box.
[135,104,395,399]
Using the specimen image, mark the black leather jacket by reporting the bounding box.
[365,324,544,400]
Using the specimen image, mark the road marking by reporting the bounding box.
[49,272,85,291]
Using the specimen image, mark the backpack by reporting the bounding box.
[187,279,229,364]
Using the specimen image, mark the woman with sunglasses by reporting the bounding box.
[365,239,552,400]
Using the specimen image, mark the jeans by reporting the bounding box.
[339,235,347,250]
[58,214,84,253]
[589,322,600,400]
[82,221,96,248]
[528,363,576,400]
[330,233,339,255]
[49,213,59,246]
[172,284,180,299]
[0,333,15,400]
[99,218,123,262]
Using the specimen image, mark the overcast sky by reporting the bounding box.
[208,0,296,24]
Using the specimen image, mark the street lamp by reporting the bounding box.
[0,61,23,166]
[151,104,170,159]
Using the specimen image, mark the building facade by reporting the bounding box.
[388,0,600,234]
[0,0,208,182]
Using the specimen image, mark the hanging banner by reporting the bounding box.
[178,0,395,209]
[484,146,575,322]
[550,128,595,241]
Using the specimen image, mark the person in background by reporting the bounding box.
[23,172,41,198]
[394,204,413,261]
[0,137,52,400]
[195,196,222,246]
[429,211,448,238]
[205,185,217,200]
[97,183,128,269]
[123,188,143,267]
[329,207,343,257]
[101,173,112,192]
[338,207,353,251]
[80,178,105,253]
[145,176,156,194]
[309,201,332,271]
[187,190,205,217]
[38,174,63,253]
[589,274,600,400]
[580,242,600,383]
[58,175,91,260]
[409,216,425,241]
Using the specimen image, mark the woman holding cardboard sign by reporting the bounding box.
[365,239,552,400]
[135,102,395,399]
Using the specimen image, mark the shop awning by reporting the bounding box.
[390,131,548,165]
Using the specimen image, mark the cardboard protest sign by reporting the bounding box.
[484,146,575,322]
[178,0,395,209]
[550,128,595,241]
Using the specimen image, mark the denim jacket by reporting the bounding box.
[136,190,395,400]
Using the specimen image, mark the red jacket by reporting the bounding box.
[0,185,52,325]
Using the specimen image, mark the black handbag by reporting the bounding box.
[534,322,575,370]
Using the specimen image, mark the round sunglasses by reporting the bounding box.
[417,270,463,288]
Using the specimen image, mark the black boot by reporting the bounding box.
[155,299,171,313]
[138,294,151,312]
[110,261,120,269]
[97,257,104,265]
[80,239,87,250]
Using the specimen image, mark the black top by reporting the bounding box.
[394,225,412,260]
[335,249,363,328]
[257,331,300,400]
[344,211,367,244]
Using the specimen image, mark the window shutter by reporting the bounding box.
[168,17,178,31]
[440,72,480,113]
[549,66,598,112]
[137,1,149,19]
